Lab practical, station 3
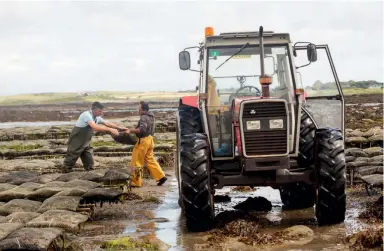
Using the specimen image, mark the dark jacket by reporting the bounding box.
[136,111,155,138]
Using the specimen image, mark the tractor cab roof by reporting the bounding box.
[203,28,291,46]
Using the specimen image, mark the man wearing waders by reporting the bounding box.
[61,101,125,173]
[124,101,167,187]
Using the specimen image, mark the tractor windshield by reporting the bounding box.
[205,45,296,157]
[206,45,295,106]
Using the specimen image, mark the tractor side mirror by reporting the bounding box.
[179,51,191,70]
[307,44,317,62]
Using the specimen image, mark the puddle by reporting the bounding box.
[122,177,376,251]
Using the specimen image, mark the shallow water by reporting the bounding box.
[145,177,372,251]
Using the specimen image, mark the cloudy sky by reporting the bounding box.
[0,0,382,96]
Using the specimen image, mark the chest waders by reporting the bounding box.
[62,112,96,172]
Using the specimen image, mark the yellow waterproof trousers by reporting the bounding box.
[130,135,165,187]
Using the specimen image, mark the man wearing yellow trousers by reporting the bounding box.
[124,101,167,187]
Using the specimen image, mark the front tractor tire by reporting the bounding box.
[315,128,346,225]
[279,109,316,210]
[180,133,214,232]
[176,103,214,232]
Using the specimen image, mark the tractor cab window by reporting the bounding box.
[206,45,295,157]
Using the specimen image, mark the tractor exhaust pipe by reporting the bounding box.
[259,26,272,98]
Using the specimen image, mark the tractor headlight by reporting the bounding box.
[269,119,284,129]
[246,120,260,130]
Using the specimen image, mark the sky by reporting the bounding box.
[0,0,382,96]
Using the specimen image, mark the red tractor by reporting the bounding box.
[176,26,346,232]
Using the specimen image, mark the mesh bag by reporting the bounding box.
[28,173,62,184]
[0,227,64,250]
[0,187,32,202]
[0,223,23,241]
[62,179,101,189]
[1,212,41,224]
[26,210,89,232]
[110,168,131,175]
[7,171,39,186]
[112,133,138,145]
[40,181,66,188]
[26,187,66,201]
[56,171,88,182]
[37,196,82,213]
[80,169,108,182]
[97,170,130,185]
[0,184,17,192]
[81,188,124,205]
[17,182,43,191]
[53,187,88,197]
[0,199,43,216]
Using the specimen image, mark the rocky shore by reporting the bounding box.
[0,93,382,250]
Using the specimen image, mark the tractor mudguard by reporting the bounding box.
[180,96,198,108]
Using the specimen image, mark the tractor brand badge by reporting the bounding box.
[250,109,256,114]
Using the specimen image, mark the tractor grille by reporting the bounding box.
[242,101,288,156]
[243,102,286,118]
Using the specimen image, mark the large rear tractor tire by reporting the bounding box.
[315,128,346,225]
[180,133,214,232]
[279,109,316,209]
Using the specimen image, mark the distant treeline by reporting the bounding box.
[310,80,383,90]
